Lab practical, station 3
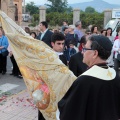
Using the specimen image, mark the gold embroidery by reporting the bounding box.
[107,70,112,78]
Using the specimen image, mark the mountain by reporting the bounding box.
[69,0,120,12]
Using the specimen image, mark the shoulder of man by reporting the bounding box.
[36,33,41,40]
[47,29,53,35]
[59,54,67,66]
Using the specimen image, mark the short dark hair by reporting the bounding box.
[51,32,65,43]
[30,32,37,38]
[63,20,68,23]
[40,21,48,28]
[69,40,75,45]
[88,35,112,60]
[25,27,30,34]
[85,29,91,34]
[101,29,106,34]
[80,35,87,44]
[63,27,68,31]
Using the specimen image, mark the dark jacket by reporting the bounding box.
[37,30,53,47]
[65,33,79,48]
[59,54,67,66]
[58,65,120,120]
[69,52,87,76]
[65,48,76,61]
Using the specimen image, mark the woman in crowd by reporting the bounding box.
[101,29,107,36]
[30,32,37,39]
[25,27,31,34]
[113,29,120,76]
[106,27,114,44]
[91,25,98,35]
[105,27,115,66]
[0,27,9,75]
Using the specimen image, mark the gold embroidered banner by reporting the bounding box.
[0,11,76,119]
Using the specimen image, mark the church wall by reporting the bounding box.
[1,0,8,14]
[0,0,22,25]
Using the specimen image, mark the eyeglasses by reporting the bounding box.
[86,32,91,35]
[82,48,93,52]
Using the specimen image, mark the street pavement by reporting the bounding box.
[0,57,26,97]
[0,57,38,120]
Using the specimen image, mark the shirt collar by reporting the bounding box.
[41,28,48,34]
[87,62,107,70]
[56,52,63,56]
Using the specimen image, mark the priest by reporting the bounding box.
[58,35,120,120]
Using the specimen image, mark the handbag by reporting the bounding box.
[0,36,9,57]
[1,50,9,57]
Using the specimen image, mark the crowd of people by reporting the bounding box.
[25,20,120,76]
[0,20,120,120]
[0,21,120,78]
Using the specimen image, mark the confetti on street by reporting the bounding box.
[0,90,37,120]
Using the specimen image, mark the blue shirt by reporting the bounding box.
[0,35,9,53]
[74,28,84,41]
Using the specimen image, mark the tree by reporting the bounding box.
[85,6,95,13]
[81,12,104,30]
[26,2,39,15]
[66,6,73,13]
[45,11,104,30]
[46,12,73,26]
[46,0,68,13]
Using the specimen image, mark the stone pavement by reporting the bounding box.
[0,90,38,120]
[0,57,38,120]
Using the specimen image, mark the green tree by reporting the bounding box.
[81,12,104,30]
[26,2,39,15]
[85,6,95,13]
[45,11,104,30]
[46,0,68,13]
[28,14,39,27]
[46,12,73,26]
[66,6,73,13]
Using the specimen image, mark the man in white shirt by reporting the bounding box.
[51,32,67,65]
[37,21,53,47]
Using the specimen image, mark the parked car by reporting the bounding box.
[22,14,31,22]
[105,19,120,37]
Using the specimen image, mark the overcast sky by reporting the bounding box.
[25,0,120,5]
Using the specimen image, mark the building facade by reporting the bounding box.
[0,0,22,25]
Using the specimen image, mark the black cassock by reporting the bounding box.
[58,65,120,120]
